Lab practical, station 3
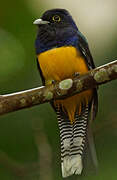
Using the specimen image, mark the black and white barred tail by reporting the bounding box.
[56,104,96,178]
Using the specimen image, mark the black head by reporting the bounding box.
[34,9,79,54]
[34,9,78,30]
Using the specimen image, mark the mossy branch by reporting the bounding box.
[0,60,117,116]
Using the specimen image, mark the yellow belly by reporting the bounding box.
[38,46,92,123]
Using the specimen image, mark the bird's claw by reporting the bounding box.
[72,72,80,78]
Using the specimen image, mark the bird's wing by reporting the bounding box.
[77,31,95,69]
[77,31,98,120]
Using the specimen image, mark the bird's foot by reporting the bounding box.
[72,72,80,79]
[45,79,57,85]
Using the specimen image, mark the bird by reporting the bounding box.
[33,8,98,178]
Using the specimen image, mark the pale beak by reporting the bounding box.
[33,18,50,25]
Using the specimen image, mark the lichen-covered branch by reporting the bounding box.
[0,60,117,116]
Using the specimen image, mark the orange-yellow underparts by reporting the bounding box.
[38,46,92,123]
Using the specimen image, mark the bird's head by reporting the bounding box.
[34,9,78,53]
[34,9,78,30]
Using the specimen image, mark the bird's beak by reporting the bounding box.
[33,18,50,25]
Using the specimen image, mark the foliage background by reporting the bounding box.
[0,0,117,179]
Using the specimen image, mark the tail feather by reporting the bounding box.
[57,109,72,160]
[56,105,91,178]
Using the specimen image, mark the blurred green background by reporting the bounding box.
[0,0,117,179]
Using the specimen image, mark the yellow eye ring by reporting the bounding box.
[52,15,61,22]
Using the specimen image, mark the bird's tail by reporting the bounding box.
[56,104,97,178]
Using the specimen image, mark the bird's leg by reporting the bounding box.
[51,80,57,85]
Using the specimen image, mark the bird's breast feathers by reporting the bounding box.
[38,46,88,82]
[37,46,92,122]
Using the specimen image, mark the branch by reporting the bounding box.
[0,60,117,116]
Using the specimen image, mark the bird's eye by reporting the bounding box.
[52,15,61,22]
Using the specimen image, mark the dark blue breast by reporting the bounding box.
[35,27,80,54]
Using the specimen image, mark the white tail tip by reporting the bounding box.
[61,154,83,178]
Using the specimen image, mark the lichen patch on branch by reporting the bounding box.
[76,80,83,91]
[44,91,53,100]
[94,68,110,83]
[20,98,27,107]
[59,79,73,90]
